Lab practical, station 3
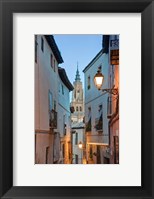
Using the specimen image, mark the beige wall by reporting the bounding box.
[35,132,54,164]
[35,35,59,164]
[35,35,59,131]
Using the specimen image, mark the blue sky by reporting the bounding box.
[54,35,102,86]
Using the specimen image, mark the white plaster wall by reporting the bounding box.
[84,52,109,144]
[58,79,71,138]
[58,77,72,164]
[35,35,59,131]
[72,128,85,164]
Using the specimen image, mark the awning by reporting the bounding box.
[87,142,109,146]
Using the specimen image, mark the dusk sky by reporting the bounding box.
[54,35,102,86]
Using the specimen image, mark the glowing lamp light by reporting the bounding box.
[78,141,83,149]
[94,70,104,90]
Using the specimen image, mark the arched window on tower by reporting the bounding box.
[80,106,82,111]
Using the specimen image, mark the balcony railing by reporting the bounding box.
[95,116,103,131]
[85,118,91,132]
[49,110,57,129]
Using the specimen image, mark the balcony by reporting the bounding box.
[49,110,57,129]
[86,134,109,145]
[85,117,91,132]
[95,115,103,131]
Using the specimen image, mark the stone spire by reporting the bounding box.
[75,62,81,81]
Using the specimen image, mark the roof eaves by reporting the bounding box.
[83,49,102,73]
[45,35,64,64]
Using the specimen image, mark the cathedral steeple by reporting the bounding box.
[75,62,81,81]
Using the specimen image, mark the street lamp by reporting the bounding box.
[94,68,118,95]
[93,69,104,90]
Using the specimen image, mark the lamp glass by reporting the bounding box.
[78,142,83,149]
[94,72,104,90]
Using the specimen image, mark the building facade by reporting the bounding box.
[57,67,74,164]
[83,50,110,164]
[103,35,119,164]
[70,66,85,164]
[35,35,73,164]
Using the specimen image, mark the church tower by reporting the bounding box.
[71,64,84,123]
[70,63,85,164]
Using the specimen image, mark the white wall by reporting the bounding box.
[84,52,109,144]
[35,35,59,131]
[72,128,85,164]
[58,79,71,138]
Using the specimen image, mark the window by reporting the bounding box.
[62,85,64,95]
[88,76,90,89]
[75,154,78,164]
[50,54,53,67]
[54,59,56,72]
[86,107,91,132]
[80,106,82,111]
[114,136,119,164]
[64,123,67,136]
[45,147,49,164]
[89,145,93,160]
[99,104,102,112]
[76,107,78,112]
[63,115,65,135]
[35,35,38,63]
[110,49,119,65]
[54,100,56,111]
[41,37,44,52]
[58,83,61,92]
[62,144,65,160]
[48,91,53,111]
[75,133,78,145]
[95,104,103,131]
[68,142,71,160]
[107,96,112,117]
